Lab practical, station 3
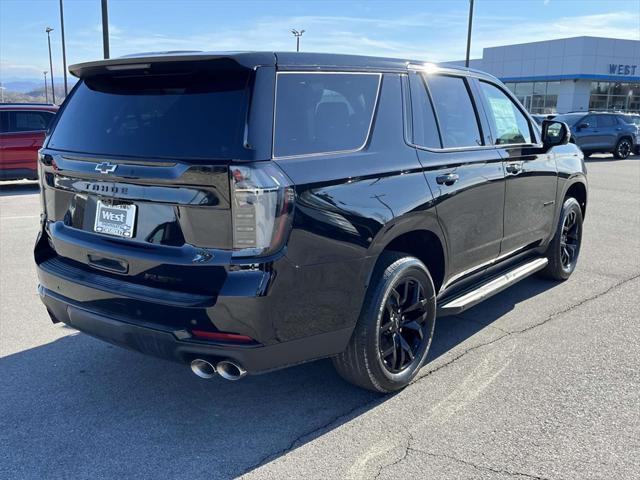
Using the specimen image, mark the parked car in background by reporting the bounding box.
[35,52,587,392]
[0,103,58,181]
[553,111,637,159]
[621,113,640,154]
[531,114,556,126]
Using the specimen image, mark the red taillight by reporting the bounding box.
[191,330,255,343]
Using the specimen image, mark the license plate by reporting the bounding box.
[94,200,137,238]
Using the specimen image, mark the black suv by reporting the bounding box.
[554,111,637,159]
[35,52,587,392]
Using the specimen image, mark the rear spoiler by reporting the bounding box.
[69,52,276,78]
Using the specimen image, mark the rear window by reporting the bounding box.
[48,69,252,159]
[623,115,640,126]
[274,72,381,157]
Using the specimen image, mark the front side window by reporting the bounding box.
[0,112,9,133]
[479,81,532,145]
[425,75,482,148]
[274,72,380,157]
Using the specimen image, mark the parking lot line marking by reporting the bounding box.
[1,215,40,220]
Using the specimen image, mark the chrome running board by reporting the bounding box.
[438,257,548,316]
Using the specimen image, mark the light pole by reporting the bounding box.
[59,0,68,96]
[101,0,110,59]
[291,29,305,52]
[465,0,475,68]
[43,71,49,103]
[45,27,56,104]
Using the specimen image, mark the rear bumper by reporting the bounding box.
[35,224,367,373]
[0,168,37,181]
[39,287,352,374]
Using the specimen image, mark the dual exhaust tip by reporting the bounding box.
[190,359,247,381]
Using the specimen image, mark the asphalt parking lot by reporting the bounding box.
[1,153,639,480]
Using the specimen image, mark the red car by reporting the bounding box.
[0,103,58,181]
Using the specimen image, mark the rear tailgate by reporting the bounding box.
[39,153,233,295]
[37,56,274,296]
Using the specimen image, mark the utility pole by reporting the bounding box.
[45,27,56,104]
[43,71,49,103]
[465,0,474,68]
[101,0,110,59]
[59,0,68,96]
[291,29,305,52]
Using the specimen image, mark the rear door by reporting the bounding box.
[595,114,619,149]
[474,79,557,254]
[410,71,505,283]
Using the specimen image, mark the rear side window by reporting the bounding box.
[409,72,441,149]
[479,81,532,145]
[274,72,380,157]
[425,75,482,148]
[14,111,54,131]
[596,115,616,127]
[0,111,54,133]
[48,69,252,159]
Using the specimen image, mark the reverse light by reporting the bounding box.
[230,162,295,258]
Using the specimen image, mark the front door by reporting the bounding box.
[474,79,558,254]
[409,72,505,282]
[573,114,603,151]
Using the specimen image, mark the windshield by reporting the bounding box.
[623,115,640,126]
[552,113,585,126]
[48,68,253,160]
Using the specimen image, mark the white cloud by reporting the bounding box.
[3,9,639,80]
[92,11,639,63]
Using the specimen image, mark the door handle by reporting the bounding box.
[436,173,459,186]
[505,162,523,175]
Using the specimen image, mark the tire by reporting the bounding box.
[540,197,583,281]
[613,138,632,159]
[332,252,436,392]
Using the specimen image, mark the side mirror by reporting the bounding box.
[542,120,570,148]
[577,122,589,130]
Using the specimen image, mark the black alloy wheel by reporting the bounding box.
[540,196,583,281]
[379,276,430,373]
[559,209,580,272]
[614,138,632,159]
[333,252,436,392]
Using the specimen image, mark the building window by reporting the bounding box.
[589,81,640,112]
[505,81,559,114]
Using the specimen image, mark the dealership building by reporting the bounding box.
[444,36,640,114]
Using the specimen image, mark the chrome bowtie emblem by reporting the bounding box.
[95,162,118,174]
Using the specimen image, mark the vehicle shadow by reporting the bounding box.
[0,181,39,197]
[0,277,556,480]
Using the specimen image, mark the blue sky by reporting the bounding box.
[1,0,639,81]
